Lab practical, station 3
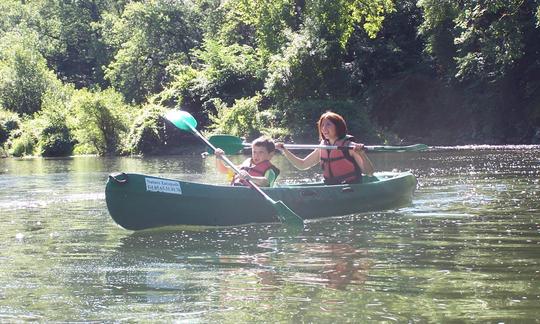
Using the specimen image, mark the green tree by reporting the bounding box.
[0,109,20,147]
[69,88,131,155]
[303,0,394,48]
[42,0,115,88]
[102,0,203,103]
[264,29,347,101]
[415,0,540,143]
[264,0,395,103]
[124,104,164,155]
[418,0,538,82]
[36,85,76,157]
[417,0,459,78]
[0,40,62,115]
[453,1,529,81]
[0,0,125,89]
[0,0,62,61]
[208,95,266,139]
[156,39,264,118]
[346,0,425,90]
[8,117,39,157]
[216,0,296,57]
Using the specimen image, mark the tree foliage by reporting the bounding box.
[0,109,20,147]
[208,95,265,139]
[102,0,203,103]
[124,103,184,155]
[157,39,264,112]
[419,0,539,82]
[216,0,296,56]
[1,0,540,158]
[69,88,130,155]
[36,85,76,156]
[43,0,113,87]
[0,43,62,115]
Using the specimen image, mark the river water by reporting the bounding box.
[1,146,539,322]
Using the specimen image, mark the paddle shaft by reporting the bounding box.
[244,143,420,151]
[208,134,428,154]
[261,143,356,150]
[188,125,277,202]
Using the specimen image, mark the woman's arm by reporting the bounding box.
[351,144,375,176]
[277,144,321,170]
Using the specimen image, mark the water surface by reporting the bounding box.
[1,147,539,322]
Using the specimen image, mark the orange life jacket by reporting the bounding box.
[231,159,280,186]
[320,135,362,185]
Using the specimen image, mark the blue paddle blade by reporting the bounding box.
[165,110,197,132]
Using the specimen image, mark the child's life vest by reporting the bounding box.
[231,159,280,187]
[320,135,363,185]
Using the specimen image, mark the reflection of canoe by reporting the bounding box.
[105,172,417,230]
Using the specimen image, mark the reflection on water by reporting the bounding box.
[102,227,375,322]
[1,147,539,322]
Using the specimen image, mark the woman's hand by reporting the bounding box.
[352,142,366,154]
[350,142,375,176]
[275,142,285,151]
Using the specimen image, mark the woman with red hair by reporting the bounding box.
[277,111,374,185]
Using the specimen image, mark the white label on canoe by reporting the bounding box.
[145,177,182,195]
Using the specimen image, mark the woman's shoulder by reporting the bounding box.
[343,134,356,142]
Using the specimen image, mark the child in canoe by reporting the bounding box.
[215,136,280,187]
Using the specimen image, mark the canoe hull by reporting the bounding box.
[105,172,417,230]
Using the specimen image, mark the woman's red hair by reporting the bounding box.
[317,111,348,140]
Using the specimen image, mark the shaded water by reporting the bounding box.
[1,147,539,322]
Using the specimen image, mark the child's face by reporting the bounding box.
[251,145,273,164]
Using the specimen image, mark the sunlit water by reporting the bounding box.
[1,147,539,322]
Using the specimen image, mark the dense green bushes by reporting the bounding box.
[38,124,73,157]
[208,95,266,140]
[101,0,203,103]
[1,0,540,159]
[68,88,131,155]
[124,103,185,155]
[0,110,19,146]
[156,40,265,114]
[0,85,135,157]
[8,118,38,157]
[0,45,62,116]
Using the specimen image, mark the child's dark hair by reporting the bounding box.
[252,136,275,152]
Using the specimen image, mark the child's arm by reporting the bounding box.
[243,172,270,187]
[215,148,232,174]
[242,168,277,187]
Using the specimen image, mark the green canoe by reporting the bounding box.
[105,171,417,230]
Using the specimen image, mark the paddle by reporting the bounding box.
[208,134,429,155]
[165,110,304,227]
